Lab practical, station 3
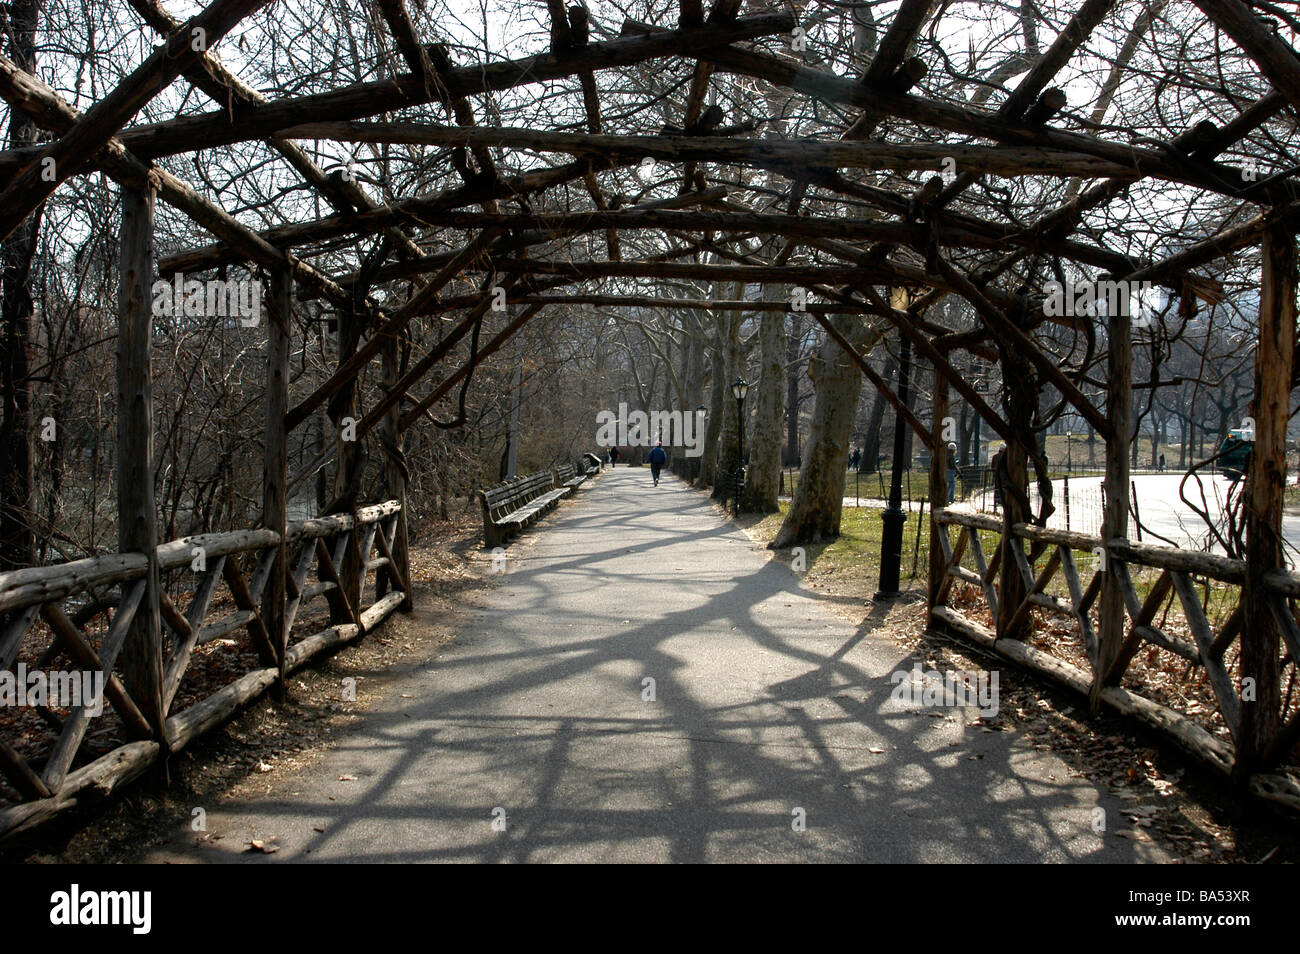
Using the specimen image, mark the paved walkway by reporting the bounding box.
[148,468,1166,863]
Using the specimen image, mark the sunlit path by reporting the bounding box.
[141,469,1166,863]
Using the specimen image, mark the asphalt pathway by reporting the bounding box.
[146,467,1167,863]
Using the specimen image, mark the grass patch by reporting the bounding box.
[747,501,939,600]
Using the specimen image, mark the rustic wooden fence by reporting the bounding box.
[0,500,409,840]
[929,506,1300,812]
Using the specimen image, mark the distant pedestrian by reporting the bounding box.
[609,446,620,467]
[946,442,958,503]
[648,441,667,486]
[849,448,861,471]
[991,444,1007,509]
[1158,452,1165,472]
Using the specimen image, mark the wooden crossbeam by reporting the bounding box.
[933,255,1112,439]
[473,259,891,284]
[934,519,968,606]
[1194,0,1300,116]
[129,0,428,271]
[699,46,1263,201]
[0,604,38,672]
[967,528,999,617]
[0,51,366,314]
[40,603,152,739]
[283,121,1149,181]
[0,0,274,242]
[844,0,933,139]
[222,551,278,669]
[1170,570,1242,745]
[294,187,727,291]
[450,293,879,313]
[0,737,49,800]
[41,579,146,791]
[283,230,498,432]
[0,12,794,173]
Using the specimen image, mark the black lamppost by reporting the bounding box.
[1066,430,1073,474]
[731,378,750,515]
[876,332,911,599]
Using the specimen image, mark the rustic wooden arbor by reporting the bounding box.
[1,0,1299,835]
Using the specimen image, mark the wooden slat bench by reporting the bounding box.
[479,471,567,548]
[555,461,588,497]
[581,452,602,475]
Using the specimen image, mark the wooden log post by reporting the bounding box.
[928,364,950,609]
[995,435,1030,641]
[329,301,364,623]
[1241,222,1294,773]
[116,182,165,750]
[380,327,413,612]
[1094,307,1132,713]
[262,268,291,687]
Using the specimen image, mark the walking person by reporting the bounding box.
[609,446,620,467]
[946,442,958,504]
[648,440,667,486]
[991,444,1007,511]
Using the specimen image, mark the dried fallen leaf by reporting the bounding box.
[246,839,280,854]
[338,774,357,781]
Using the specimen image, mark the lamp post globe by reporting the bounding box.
[732,379,749,515]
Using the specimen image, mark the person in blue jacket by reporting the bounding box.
[647,441,668,486]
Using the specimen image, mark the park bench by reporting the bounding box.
[555,461,588,497]
[582,452,602,475]
[479,471,567,548]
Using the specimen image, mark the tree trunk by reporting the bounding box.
[1239,223,1293,774]
[860,354,894,472]
[784,312,802,465]
[741,305,784,512]
[0,0,41,571]
[710,309,743,500]
[771,315,871,548]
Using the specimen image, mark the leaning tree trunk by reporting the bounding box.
[741,303,784,512]
[679,311,707,481]
[771,315,872,548]
[0,0,42,571]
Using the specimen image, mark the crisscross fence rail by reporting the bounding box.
[0,500,408,840]
[930,507,1300,811]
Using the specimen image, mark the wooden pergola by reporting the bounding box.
[1,0,1298,835]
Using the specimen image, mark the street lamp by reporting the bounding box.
[694,405,707,482]
[1066,431,1073,474]
[731,378,750,515]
